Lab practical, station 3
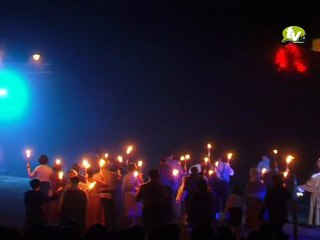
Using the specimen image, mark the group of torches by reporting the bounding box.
[23,145,296,190]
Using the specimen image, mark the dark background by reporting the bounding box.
[0,1,320,185]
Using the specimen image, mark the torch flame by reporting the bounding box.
[207,143,212,149]
[137,160,143,167]
[25,149,32,159]
[104,153,109,158]
[185,154,191,160]
[227,152,233,160]
[82,159,90,169]
[58,171,64,180]
[204,157,209,164]
[283,170,289,178]
[261,168,268,174]
[126,145,133,155]
[215,161,219,167]
[172,169,179,177]
[117,156,123,163]
[55,158,61,165]
[88,181,96,190]
[208,169,214,176]
[273,149,278,154]
[133,171,139,178]
[99,159,106,168]
[180,156,185,161]
[286,155,294,164]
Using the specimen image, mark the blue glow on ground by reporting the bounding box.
[0,70,29,122]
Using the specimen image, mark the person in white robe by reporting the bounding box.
[300,159,320,225]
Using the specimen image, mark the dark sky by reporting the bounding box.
[1,1,320,183]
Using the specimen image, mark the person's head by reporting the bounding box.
[190,166,199,175]
[68,169,78,178]
[128,162,137,172]
[148,168,159,180]
[249,168,259,181]
[262,155,270,162]
[29,179,41,190]
[70,177,80,186]
[38,154,49,165]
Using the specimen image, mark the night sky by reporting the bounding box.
[1,1,320,183]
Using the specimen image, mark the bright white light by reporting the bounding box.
[32,54,41,61]
[0,89,7,97]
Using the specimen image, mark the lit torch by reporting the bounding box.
[117,156,123,163]
[137,160,143,168]
[99,159,106,168]
[126,145,133,155]
[82,159,90,170]
[133,170,139,178]
[227,152,233,162]
[208,169,214,176]
[88,181,96,191]
[104,153,109,159]
[204,157,209,164]
[286,155,294,170]
[185,154,191,160]
[261,168,268,175]
[58,171,64,180]
[25,149,32,160]
[207,143,212,157]
[55,158,62,165]
[172,169,179,177]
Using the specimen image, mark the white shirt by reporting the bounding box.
[29,165,54,182]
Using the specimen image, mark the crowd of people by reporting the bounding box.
[15,153,319,239]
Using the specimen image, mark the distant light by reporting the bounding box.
[273,149,278,154]
[32,54,41,61]
[0,88,7,97]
